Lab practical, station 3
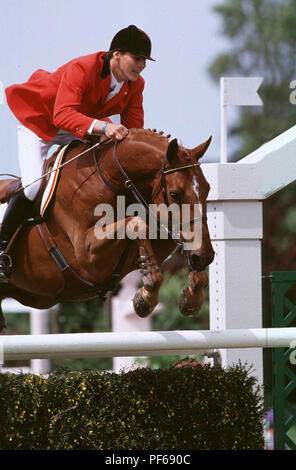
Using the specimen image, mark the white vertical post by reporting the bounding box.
[30,308,50,375]
[112,271,151,372]
[208,200,264,385]
[220,78,227,163]
[220,77,263,164]
[111,270,163,372]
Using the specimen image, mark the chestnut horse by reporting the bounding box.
[0,128,215,334]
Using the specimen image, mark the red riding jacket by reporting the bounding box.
[5,52,145,142]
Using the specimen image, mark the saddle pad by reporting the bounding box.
[40,144,69,217]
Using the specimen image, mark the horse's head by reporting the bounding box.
[152,136,215,272]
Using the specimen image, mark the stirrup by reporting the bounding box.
[0,251,12,267]
[0,251,12,281]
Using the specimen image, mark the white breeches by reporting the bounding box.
[17,125,85,200]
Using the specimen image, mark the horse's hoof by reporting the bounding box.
[178,290,201,317]
[133,291,154,318]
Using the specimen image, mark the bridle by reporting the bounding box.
[93,140,207,248]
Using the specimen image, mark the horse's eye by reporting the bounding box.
[170,191,181,202]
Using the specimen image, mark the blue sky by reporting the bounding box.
[0,0,230,176]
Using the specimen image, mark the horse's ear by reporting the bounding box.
[192,136,212,161]
[167,138,179,165]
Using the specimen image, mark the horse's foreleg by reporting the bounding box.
[0,300,8,335]
[133,244,163,317]
[178,270,208,317]
[126,217,163,317]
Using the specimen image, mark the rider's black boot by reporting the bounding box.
[0,191,34,283]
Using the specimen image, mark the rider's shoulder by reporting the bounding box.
[63,51,105,71]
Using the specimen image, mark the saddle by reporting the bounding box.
[0,177,22,204]
[0,139,121,301]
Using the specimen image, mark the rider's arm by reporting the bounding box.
[53,61,96,139]
[53,58,144,141]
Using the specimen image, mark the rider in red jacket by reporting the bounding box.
[0,25,154,282]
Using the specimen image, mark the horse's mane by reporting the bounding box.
[127,128,171,146]
[126,128,195,164]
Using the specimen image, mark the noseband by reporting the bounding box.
[93,140,207,246]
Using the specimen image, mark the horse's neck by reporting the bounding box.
[101,139,165,189]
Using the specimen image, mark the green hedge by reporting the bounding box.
[0,363,264,450]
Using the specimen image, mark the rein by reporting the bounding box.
[93,140,207,247]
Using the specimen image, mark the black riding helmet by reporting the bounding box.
[109,25,155,61]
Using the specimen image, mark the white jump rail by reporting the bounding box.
[1,328,296,361]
